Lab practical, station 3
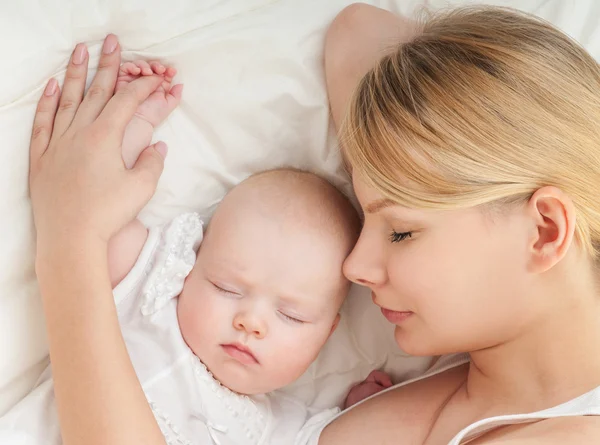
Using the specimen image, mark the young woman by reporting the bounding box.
[313,3,600,444]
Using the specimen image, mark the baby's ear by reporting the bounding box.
[329,314,341,337]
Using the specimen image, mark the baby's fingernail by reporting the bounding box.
[103,34,118,54]
[44,78,57,96]
[155,141,168,158]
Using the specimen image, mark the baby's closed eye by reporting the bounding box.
[277,311,306,324]
[211,281,242,297]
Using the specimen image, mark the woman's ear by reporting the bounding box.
[526,186,576,273]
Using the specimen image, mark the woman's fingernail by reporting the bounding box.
[44,78,57,96]
[102,34,118,54]
[155,141,168,158]
[72,43,87,65]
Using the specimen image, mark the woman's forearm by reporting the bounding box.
[36,240,165,445]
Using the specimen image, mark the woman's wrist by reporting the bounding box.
[35,233,109,283]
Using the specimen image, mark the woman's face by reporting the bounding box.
[344,175,542,356]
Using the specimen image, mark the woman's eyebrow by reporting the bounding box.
[366,198,395,214]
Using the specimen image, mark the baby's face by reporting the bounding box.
[177,205,348,395]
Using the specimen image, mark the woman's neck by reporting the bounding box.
[466,270,600,413]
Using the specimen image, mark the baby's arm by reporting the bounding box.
[107,61,183,287]
[344,370,393,409]
[107,219,148,287]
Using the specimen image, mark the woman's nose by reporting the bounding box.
[343,232,387,287]
[233,311,267,339]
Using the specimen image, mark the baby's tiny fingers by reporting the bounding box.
[373,371,393,388]
[161,80,172,92]
[166,84,183,111]
[149,61,166,75]
[120,62,141,76]
[164,67,177,82]
[169,84,183,101]
[134,60,153,76]
[365,370,393,388]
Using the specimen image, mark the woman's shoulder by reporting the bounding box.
[318,362,469,445]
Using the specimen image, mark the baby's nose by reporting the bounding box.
[233,312,267,339]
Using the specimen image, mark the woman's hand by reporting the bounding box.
[28,36,170,445]
[30,34,167,251]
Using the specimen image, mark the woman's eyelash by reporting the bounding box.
[279,311,305,324]
[389,231,412,243]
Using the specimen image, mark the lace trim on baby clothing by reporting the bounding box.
[141,212,203,316]
[191,356,270,445]
[148,357,269,445]
[149,399,227,445]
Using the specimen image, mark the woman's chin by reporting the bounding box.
[393,325,448,357]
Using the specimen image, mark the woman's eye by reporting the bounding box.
[279,311,305,324]
[389,231,412,243]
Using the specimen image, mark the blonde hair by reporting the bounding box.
[341,6,600,257]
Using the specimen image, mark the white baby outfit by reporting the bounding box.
[0,213,338,445]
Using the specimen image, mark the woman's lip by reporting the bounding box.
[380,307,413,324]
[371,292,413,323]
[221,343,259,365]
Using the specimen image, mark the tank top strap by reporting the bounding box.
[449,385,600,444]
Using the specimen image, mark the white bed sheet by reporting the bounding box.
[1,0,599,416]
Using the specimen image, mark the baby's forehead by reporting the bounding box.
[223,178,323,217]
[219,168,351,216]
[204,208,348,280]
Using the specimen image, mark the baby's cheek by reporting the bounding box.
[177,295,199,347]
[177,290,216,350]
[267,329,328,385]
[267,354,311,389]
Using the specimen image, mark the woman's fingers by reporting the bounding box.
[51,43,88,140]
[30,78,60,170]
[131,142,168,188]
[121,142,168,219]
[97,74,164,139]
[74,34,121,126]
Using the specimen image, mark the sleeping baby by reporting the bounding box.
[0,61,382,445]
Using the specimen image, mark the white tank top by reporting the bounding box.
[298,353,600,444]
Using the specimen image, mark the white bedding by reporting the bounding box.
[1,0,599,417]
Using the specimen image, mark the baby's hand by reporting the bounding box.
[117,60,183,168]
[117,60,182,127]
[344,370,393,409]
